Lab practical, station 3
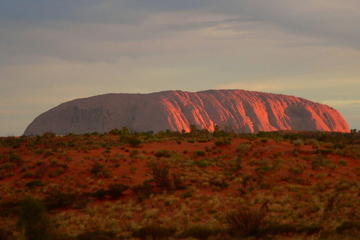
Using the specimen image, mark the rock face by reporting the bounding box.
[24,90,350,135]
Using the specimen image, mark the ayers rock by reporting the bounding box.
[24,90,350,135]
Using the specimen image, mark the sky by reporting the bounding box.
[0,0,359,136]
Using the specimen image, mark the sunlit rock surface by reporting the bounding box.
[24,90,350,135]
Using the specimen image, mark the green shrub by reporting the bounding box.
[236,143,251,157]
[77,230,116,240]
[149,161,171,189]
[209,178,229,189]
[154,150,172,158]
[255,165,273,175]
[48,168,66,178]
[261,223,321,235]
[193,150,206,157]
[341,145,360,158]
[107,183,128,199]
[338,160,347,166]
[214,137,232,147]
[18,198,52,240]
[230,156,242,171]
[312,157,333,170]
[90,162,110,178]
[292,139,303,147]
[92,189,107,200]
[226,202,269,237]
[179,225,221,240]
[8,151,22,164]
[129,150,140,158]
[0,229,13,240]
[132,181,153,201]
[0,201,19,218]
[333,143,345,149]
[0,163,15,180]
[192,159,209,168]
[45,191,88,210]
[120,136,142,148]
[288,167,303,175]
[336,221,360,234]
[25,180,44,189]
[133,225,175,240]
[197,138,210,143]
[180,190,193,199]
[0,136,24,148]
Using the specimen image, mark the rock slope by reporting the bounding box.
[24,90,350,135]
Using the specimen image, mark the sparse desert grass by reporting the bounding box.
[0,130,360,239]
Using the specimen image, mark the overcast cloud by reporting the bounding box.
[0,0,359,135]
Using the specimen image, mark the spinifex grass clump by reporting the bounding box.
[226,202,270,237]
[148,160,184,191]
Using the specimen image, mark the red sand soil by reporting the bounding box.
[1,136,359,203]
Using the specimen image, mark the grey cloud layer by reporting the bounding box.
[1,0,360,63]
[0,0,359,135]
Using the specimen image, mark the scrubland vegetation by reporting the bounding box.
[0,127,360,239]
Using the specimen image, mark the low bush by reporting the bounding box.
[120,136,142,148]
[45,191,89,210]
[312,157,334,170]
[90,162,110,178]
[25,180,44,188]
[336,221,360,234]
[0,136,24,149]
[236,143,251,156]
[18,198,52,240]
[338,159,347,166]
[154,150,172,158]
[226,202,269,237]
[107,183,129,199]
[92,189,107,200]
[133,225,175,240]
[229,156,242,171]
[0,229,13,240]
[193,150,206,157]
[292,139,303,147]
[214,137,232,147]
[129,150,139,158]
[149,161,170,189]
[260,223,321,235]
[288,167,303,175]
[0,201,19,218]
[209,178,229,189]
[132,181,154,201]
[77,230,116,240]
[192,159,209,168]
[0,163,16,180]
[179,225,222,240]
[8,151,22,164]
